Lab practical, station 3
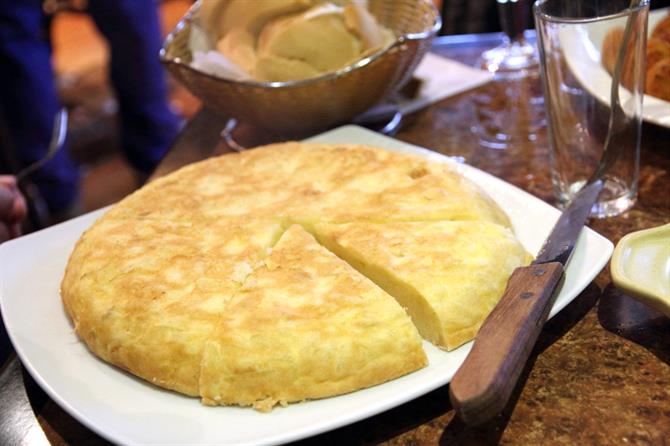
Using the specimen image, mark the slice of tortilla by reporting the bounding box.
[199,224,427,411]
[313,220,532,350]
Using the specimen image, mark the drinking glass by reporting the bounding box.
[534,0,649,217]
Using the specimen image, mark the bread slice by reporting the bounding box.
[199,225,427,411]
[312,221,532,351]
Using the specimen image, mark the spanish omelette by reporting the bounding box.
[61,143,526,410]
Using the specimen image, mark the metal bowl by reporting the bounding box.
[160,0,441,135]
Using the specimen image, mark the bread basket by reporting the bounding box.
[160,0,441,135]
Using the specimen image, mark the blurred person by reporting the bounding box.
[0,176,27,242]
[0,0,180,217]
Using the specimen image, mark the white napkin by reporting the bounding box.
[397,52,493,114]
[191,50,253,81]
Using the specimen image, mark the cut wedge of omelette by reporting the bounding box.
[62,217,284,395]
[199,225,427,411]
[61,142,529,410]
[313,221,532,351]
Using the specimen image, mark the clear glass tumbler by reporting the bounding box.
[534,0,649,218]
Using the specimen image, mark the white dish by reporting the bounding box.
[0,125,613,445]
[561,7,670,128]
[611,223,670,315]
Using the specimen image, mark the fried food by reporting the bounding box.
[199,225,427,411]
[313,221,531,351]
[646,57,670,101]
[651,13,670,43]
[647,37,670,69]
[601,13,670,102]
[62,143,523,410]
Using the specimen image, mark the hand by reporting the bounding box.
[0,176,27,243]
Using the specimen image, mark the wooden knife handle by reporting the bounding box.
[449,262,565,425]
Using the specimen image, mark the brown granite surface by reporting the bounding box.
[2,35,669,446]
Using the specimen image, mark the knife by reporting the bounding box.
[448,179,604,425]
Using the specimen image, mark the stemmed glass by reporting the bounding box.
[480,0,539,77]
[473,0,544,150]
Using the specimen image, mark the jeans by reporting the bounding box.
[0,0,180,212]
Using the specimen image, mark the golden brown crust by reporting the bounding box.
[646,57,670,101]
[62,142,517,409]
[647,13,670,101]
[603,14,670,102]
[105,143,511,227]
[646,37,670,70]
[652,13,670,44]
